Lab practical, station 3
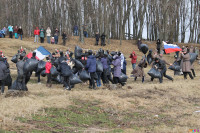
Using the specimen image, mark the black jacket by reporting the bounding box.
[18,29,23,35]
[59,62,72,77]
[0,61,7,80]
[153,59,166,70]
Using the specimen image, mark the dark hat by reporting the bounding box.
[46,57,50,61]
[19,55,24,60]
[88,50,93,55]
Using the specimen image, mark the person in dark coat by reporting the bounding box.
[58,51,66,64]
[59,59,72,90]
[40,27,45,43]
[156,39,161,54]
[16,55,27,91]
[0,58,7,94]
[132,56,147,83]
[85,50,97,89]
[137,38,142,50]
[31,52,41,84]
[101,54,109,84]
[62,32,67,46]
[151,58,173,83]
[96,54,102,87]
[180,49,193,79]
[101,33,106,46]
[112,55,121,84]
[95,32,100,46]
[17,26,23,40]
[54,28,59,44]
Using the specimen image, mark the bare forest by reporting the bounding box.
[0,0,199,43]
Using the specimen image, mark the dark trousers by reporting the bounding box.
[63,39,66,46]
[46,73,51,84]
[9,32,13,38]
[35,72,41,83]
[151,69,173,83]
[183,72,193,79]
[107,74,114,84]
[157,48,160,54]
[191,69,196,77]
[54,36,58,44]
[102,69,109,84]
[161,70,173,81]
[113,77,119,84]
[101,39,105,46]
[63,76,71,89]
[0,80,5,93]
[95,39,99,45]
[40,37,44,43]
[89,72,96,89]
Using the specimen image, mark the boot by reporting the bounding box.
[134,77,137,81]
[46,83,49,87]
[142,76,144,83]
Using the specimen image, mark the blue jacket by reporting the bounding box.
[8,26,13,32]
[101,57,108,69]
[86,55,96,72]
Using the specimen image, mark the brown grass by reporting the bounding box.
[0,37,200,132]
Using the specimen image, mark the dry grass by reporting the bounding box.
[0,37,200,132]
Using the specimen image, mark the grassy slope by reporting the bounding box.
[0,37,200,133]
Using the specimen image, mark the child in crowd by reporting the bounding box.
[51,37,55,44]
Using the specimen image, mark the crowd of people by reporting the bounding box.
[0,25,23,40]
[1,24,107,47]
[0,39,198,95]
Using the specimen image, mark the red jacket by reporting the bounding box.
[34,27,40,35]
[129,51,137,64]
[45,62,52,74]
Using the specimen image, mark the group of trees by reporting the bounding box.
[0,0,199,43]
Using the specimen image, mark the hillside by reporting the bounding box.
[0,37,200,133]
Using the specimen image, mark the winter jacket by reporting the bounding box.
[74,25,78,31]
[58,56,65,64]
[95,33,100,41]
[18,28,23,35]
[0,61,7,80]
[101,34,106,40]
[101,57,108,69]
[129,51,137,64]
[8,26,13,32]
[34,28,40,35]
[132,59,146,77]
[46,29,51,36]
[86,55,96,73]
[153,59,166,71]
[40,28,45,38]
[62,33,67,40]
[16,60,25,77]
[45,62,52,74]
[112,56,121,77]
[156,41,161,49]
[14,28,18,33]
[60,62,72,77]
[54,30,59,36]
[181,53,191,72]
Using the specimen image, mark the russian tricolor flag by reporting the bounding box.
[27,46,51,60]
[163,41,182,54]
